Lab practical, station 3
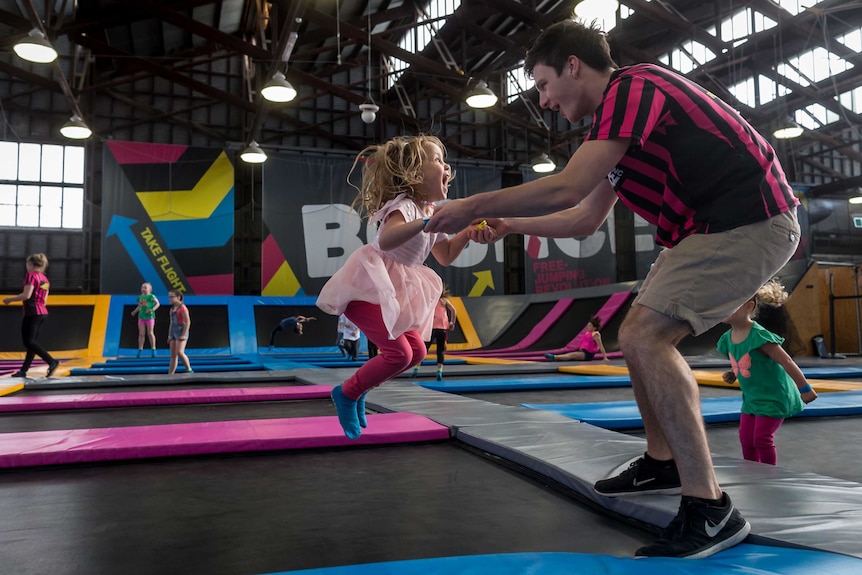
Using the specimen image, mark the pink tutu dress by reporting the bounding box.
[316,195,446,341]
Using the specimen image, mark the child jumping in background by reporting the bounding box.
[718,279,817,465]
[167,290,192,375]
[338,314,361,361]
[268,315,316,349]
[131,282,160,357]
[545,316,608,362]
[317,135,489,439]
[412,286,457,380]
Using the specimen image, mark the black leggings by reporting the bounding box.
[427,328,448,364]
[21,314,55,371]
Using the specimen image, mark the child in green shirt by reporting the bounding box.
[718,279,817,465]
[131,282,160,357]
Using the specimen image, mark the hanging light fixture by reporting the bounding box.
[240,141,267,164]
[357,13,380,124]
[574,0,619,21]
[13,28,58,64]
[359,103,379,124]
[773,117,803,140]
[465,81,498,109]
[261,71,297,103]
[59,115,92,139]
[531,153,556,173]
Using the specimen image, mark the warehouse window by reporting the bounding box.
[0,141,84,229]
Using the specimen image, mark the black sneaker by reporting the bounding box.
[594,453,681,496]
[11,371,27,378]
[635,492,751,559]
[46,360,60,377]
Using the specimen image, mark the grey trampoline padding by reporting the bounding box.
[521,390,862,429]
[364,381,862,559]
[418,375,632,392]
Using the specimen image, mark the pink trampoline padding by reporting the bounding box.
[0,386,333,412]
[0,413,451,468]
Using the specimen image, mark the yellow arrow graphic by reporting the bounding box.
[468,270,495,296]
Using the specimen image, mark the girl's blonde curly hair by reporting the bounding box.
[347,135,449,220]
[752,278,789,318]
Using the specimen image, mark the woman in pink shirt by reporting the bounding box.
[545,315,608,362]
[3,253,60,378]
[412,286,457,380]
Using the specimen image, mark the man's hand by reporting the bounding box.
[424,198,474,233]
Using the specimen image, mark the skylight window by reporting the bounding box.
[837,28,862,53]
[773,0,823,17]
[778,47,854,87]
[796,103,839,130]
[385,0,461,90]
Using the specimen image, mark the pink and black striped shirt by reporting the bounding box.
[22,271,50,316]
[588,63,798,248]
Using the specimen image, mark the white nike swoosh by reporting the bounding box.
[633,478,655,487]
[704,507,734,537]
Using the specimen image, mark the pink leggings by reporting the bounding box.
[340,300,427,400]
[738,412,784,465]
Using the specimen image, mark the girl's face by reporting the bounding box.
[416,142,450,203]
[169,293,181,305]
[141,284,151,295]
[25,261,34,272]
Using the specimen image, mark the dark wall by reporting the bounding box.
[0,305,93,352]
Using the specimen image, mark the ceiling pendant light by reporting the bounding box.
[531,153,556,173]
[574,0,619,21]
[240,141,267,164]
[59,115,92,139]
[465,81,498,109]
[261,72,297,103]
[773,118,803,140]
[13,28,58,64]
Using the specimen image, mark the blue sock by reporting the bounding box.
[331,385,361,439]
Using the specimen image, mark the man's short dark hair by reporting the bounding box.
[524,19,617,79]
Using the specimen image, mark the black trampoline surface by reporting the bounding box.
[0,442,651,575]
[0,398,332,433]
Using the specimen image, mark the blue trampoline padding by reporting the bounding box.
[69,363,265,375]
[801,366,862,378]
[91,357,253,367]
[419,374,632,392]
[522,390,862,429]
[261,545,862,575]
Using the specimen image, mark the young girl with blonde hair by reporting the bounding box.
[317,135,489,438]
[719,279,817,465]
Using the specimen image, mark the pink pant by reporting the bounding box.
[340,301,426,400]
[739,412,784,465]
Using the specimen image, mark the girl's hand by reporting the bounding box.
[722,371,737,384]
[468,218,506,243]
[801,389,818,404]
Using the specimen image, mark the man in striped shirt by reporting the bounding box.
[426,20,800,559]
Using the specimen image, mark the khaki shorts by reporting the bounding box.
[633,209,800,336]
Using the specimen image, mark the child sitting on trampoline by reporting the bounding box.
[718,279,817,465]
[545,315,608,362]
[316,135,489,439]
